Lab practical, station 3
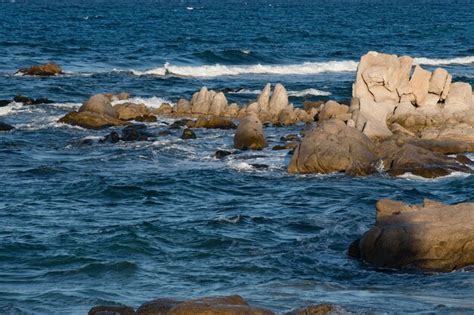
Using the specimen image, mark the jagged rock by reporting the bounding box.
[88,305,134,315]
[409,65,431,106]
[153,103,174,116]
[288,119,378,175]
[17,63,63,76]
[192,87,213,114]
[268,83,288,117]
[444,82,473,113]
[114,103,149,120]
[0,121,14,131]
[350,199,474,271]
[59,111,125,129]
[234,113,267,150]
[79,94,117,118]
[352,98,395,140]
[428,68,449,95]
[181,128,196,140]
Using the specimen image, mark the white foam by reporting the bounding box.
[228,88,331,97]
[112,96,173,109]
[397,171,471,180]
[130,60,358,77]
[414,56,474,66]
[0,102,22,116]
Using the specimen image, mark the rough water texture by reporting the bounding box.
[0,0,473,314]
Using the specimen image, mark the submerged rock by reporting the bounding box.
[288,119,378,175]
[16,63,63,76]
[121,124,153,141]
[350,199,474,271]
[181,128,196,140]
[13,95,54,105]
[215,150,233,159]
[234,113,267,150]
[0,121,14,131]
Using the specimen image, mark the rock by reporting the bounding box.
[246,102,259,114]
[181,128,196,140]
[234,113,267,150]
[135,115,158,122]
[0,100,11,107]
[17,63,63,76]
[276,108,297,126]
[428,68,449,95]
[58,111,125,129]
[350,199,474,271]
[303,100,324,111]
[121,124,153,141]
[409,65,431,106]
[193,116,236,129]
[79,94,117,118]
[280,134,299,142]
[285,304,343,315]
[176,99,191,114]
[215,150,233,159]
[353,98,395,140]
[257,83,271,112]
[318,101,349,122]
[116,92,130,101]
[288,119,378,175]
[100,131,120,144]
[167,295,274,315]
[169,119,191,129]
[13,95,54,105]
[153,103,174,116]
[268,83,288,117]
[0,121,14,131]
[114,103,149,120]
[88,305,135,315]
[444,82,473,113]
[377,141,471,178]
[226,103,240,117]
[192,87,212,115]
[272,143,298,151]
[136,298,182,315]
[418,123,474,153]
[209,92,228,116]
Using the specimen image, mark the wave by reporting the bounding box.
[414,56,474,66]
[228,88,331,97]
[130,60,358,77]
[112,96,173,108]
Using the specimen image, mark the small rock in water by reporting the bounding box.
[181,128,196,139]
[13,95,54,105]
[215,150,232,159]
[250,163,268,170]
[16,63,63,76]
[169,119,191,129]
[0,121,14,131]
[100,131,120,144]
[134,114,157,122]
[121,124,153,141]
[280,134,299,142]
[0,100,11,107]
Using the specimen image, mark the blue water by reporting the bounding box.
[1,0,474,314]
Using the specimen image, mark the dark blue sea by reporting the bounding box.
[1,0,473,314]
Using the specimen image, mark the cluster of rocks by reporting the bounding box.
[89,295,344,315]
[349,51,473,140]
[16,62,63,76]
[350,199,474,271]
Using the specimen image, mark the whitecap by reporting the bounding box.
[228,88,331,97]
[397,171,471,180]
[414,56,474,66]
[0,102,22,116]
[112,96,173,109]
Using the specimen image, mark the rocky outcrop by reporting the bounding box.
[59,94,126,129]
[115,103,150,121]
[350,199,474,271]
[288,119,378,175]
[351,51,474,140]
[16,63,63,76]
[234,113,267,150]
[317,101,350,122]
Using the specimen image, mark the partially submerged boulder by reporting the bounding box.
[288,119,378,175]
[234,113,267,150]
[115,102,150,120]
[59,111,125,129]
[16,63,63,76]
[350,199,474,271]
[190,116,237,129]
[0,121,14,131]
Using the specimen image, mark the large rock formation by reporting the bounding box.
[349,199,474,271]
[234,113,267,150]
[351,51,474,141]
[288,119,379,175]
[16,63,63,76]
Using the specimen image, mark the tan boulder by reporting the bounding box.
[318,101,349,122]
[176,99,191,114]
[268,83,288,117]
[191,87,212,114]
[257,83,271,112]
[276,108,297,126]
[168,296,274,315]
[444,82,472,113]
[17,62,63,76]
[193,116,236,129]
[428,68,449,95]
[234,113,267,150]
[79,94,117,118]
[409,65,431,106]
[350,199,474,271]
[209,92,228,116]
[59,111,125,130]
[288,119,378,175]
[226,103,240,117]
[114,103,149,120]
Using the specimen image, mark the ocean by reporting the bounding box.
[0,0,473,314]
